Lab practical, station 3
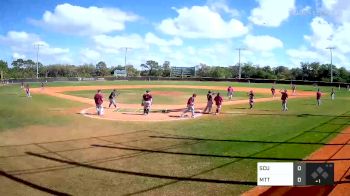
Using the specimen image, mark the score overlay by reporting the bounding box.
[257,162,334,186]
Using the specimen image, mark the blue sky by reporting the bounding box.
[0,0,349,68]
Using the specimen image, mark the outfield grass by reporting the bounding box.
[0,81,349,195]
[64,88,269,105]
[18,79,342,92]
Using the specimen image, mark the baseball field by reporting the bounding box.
[0,80,349,195]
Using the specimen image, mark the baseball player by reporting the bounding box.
[20,81,24,89]
[291,84,296,95]
[271,86,276,98]
[181,93,196,118]
[331,88,335,100]
[25,84,31,97]
[227,86,234,100]
[94,89,104,116]
[142,90,153,115]
[214,93,223,115]
[280,89,288,111]
[108,89,118,108]
[40,82,45,91]
[316,88,322,106]
[203,90,214,114]
[248,90,255,109]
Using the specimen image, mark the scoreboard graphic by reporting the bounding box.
[257,162,334,186]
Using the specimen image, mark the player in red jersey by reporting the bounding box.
[280,89,288,111]
[94,89,104,116]
[142,90,153,115]
[25,84,31,97]
[181,94,196,118]
[316,88,322,106]
[203,90,214,114]
[248,90,254,109]
[227,86,234,100]
[214,93,223,115]
[271,86,276,98]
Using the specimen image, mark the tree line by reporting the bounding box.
[0,58,349,82]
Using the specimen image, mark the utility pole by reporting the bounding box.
[326,47,336,83]
[120,47,132,67]
[236,48,246,79]
[34,44,44,79]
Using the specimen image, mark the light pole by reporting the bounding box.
[120,47,132,67]
[326,47,336,83]
[34,44,44,79]
[236,48,246,79]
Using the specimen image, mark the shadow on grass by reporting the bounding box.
[0,170,71,196]
[26,152,256,186]
[91,144,350,162]
[149,135,349,146]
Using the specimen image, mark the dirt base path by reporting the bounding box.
[31,85,314,122]
[243,126,350,196]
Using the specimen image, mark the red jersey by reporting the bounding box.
[187,96,195,106]
[227,87,233,92]
[214,95,223,105]
[316,92,321,99]
[143,93,152,101]
[281,92,288,101]
[249,92,254,100]
[94,93,103,105]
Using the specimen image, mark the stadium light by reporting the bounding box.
[326,47,336,83]
[120,47,132,67]
[236,48,247,79]
[34,43,44,79]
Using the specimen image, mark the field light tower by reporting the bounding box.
[236,48,246,79]
[326,47,336,83]
[120,47,132,66]
[34,43,44,79]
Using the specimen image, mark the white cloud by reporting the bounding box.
[93,34,148,53]
[158,6,248,39]
[12,52,26,60]
[287,47,324,65]
[206,0,240,17]
[249,0,295,27]
[80,48,101,63]
[145,33,182,46]
[305,17,350,54]
[321,0,350,23]
[34,3,138,35]
[243,35,283,51]
[0,31,71,64]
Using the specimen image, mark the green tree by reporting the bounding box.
[140,60,161,76]
[95,61,109,76]
[0,60,8,79]
[125,65,140,77]
[76,64,95,77]
[162,61,171,77]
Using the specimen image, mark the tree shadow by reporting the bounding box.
[26,152,256,186]
[0,170,71,196]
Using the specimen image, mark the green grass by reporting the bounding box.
[0,85,85,131]
[0,82,349,195]
[64,88,269,105]
[16,80,347,92]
